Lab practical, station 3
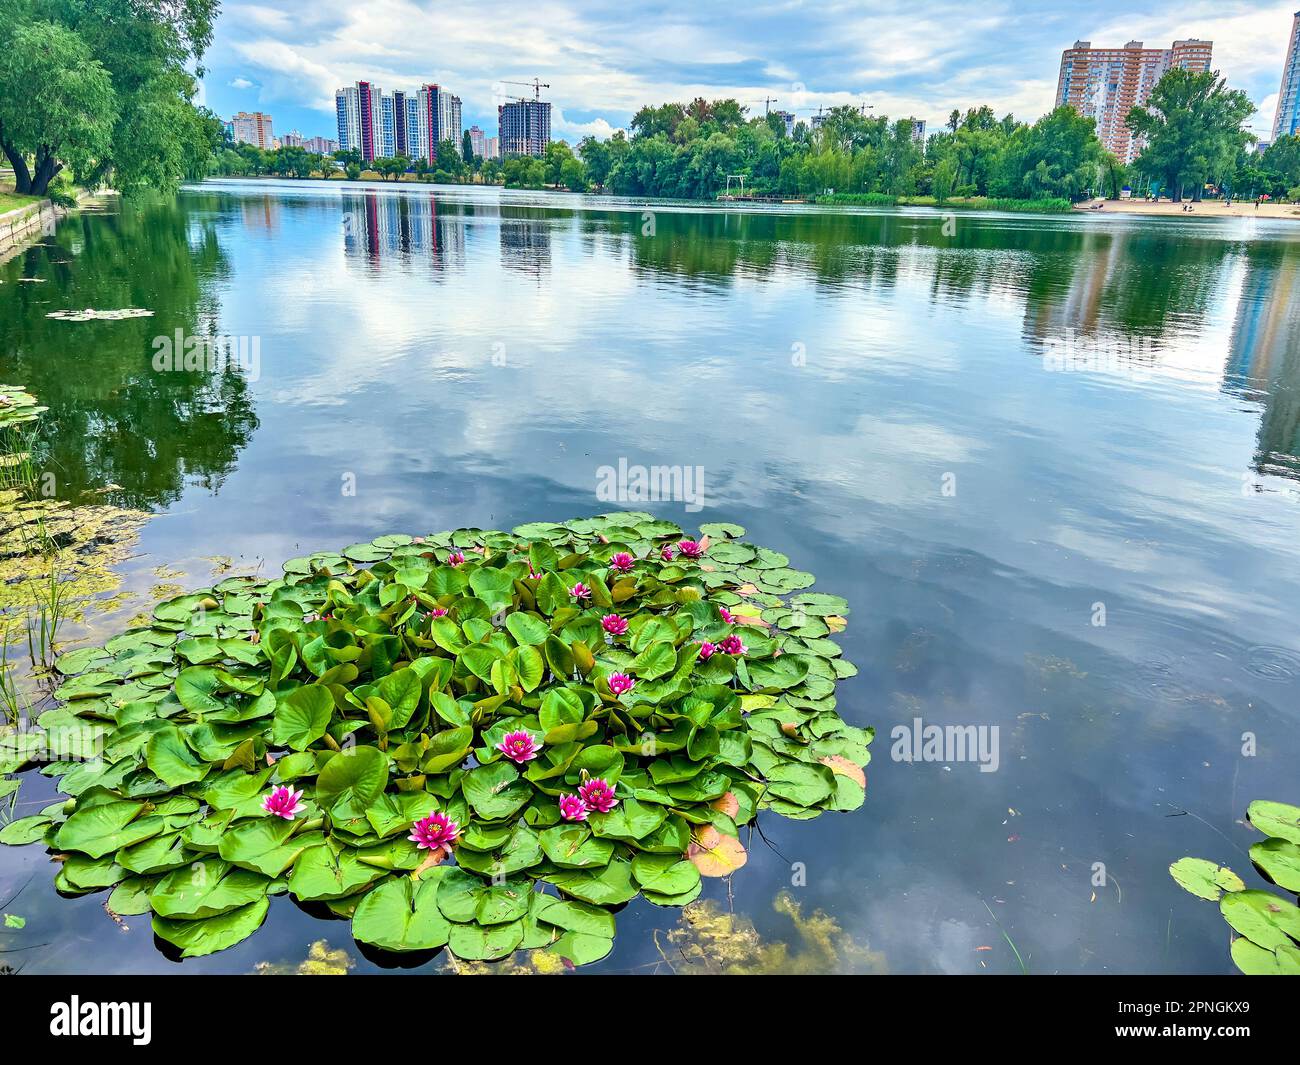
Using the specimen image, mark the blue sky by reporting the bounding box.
[198,1,1295,143]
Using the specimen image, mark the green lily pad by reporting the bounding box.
[351,874,450,951]
[152,897,270,957]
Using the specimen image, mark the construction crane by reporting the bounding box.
[502,78,550,102]
[749,96,779,116]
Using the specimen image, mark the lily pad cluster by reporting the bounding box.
[0,514,870,966]
[1169,799,1300,974]
[0,385,47,430]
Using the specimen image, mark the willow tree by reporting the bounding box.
[0,0,219,197]
[1127,68,1254,202]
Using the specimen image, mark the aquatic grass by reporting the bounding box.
[0,635,28,727]
[25,566,73,670]
[982,899,1029,974]
[0,516,871,966]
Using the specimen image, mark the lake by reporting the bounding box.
[1,178,1298,973]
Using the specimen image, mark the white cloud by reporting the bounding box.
[552,109,621,141]
[232,40,341,110]
[229,76,255,90]
[206,0,1297,133]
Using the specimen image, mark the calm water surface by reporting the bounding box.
[2,179,1299,973]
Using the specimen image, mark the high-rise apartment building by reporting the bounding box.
[335,82,385,161]
[439,90,463,149]
[468,125,486,157]
[1056,39,1213,163]
[393,91,420,157]
[1272,12,1300,140]
[485,136,501,160]
[499,99,551,156]
[415,84,463,163]
[380,93,396,157]
[338,81,462,164]
[232,111,274,150]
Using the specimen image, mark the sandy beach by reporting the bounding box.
[1075,196,1300,220]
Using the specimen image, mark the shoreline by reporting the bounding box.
[1073,197,1300,221]
[200,177,1300,223]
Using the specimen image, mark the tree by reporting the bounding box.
[435,138,463,176]
[0,0,218,197]
[543,141,583,186]
[0,21,116,195]
[560,155,588,191]
[502,156,545,188]
[371,155,411,181]
[268,145,316,179]
[1259,136,1300,197]
[1127,68,1254,202]
[932,157,957,203]
[996,106,1104,201]
[461,129,474,165]
[578,131,628,188]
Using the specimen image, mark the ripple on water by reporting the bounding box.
[1101,613,1241,705]
[1242,645,1300,683]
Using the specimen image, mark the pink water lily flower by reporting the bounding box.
[660,544,676,562]
[409,811,460,854]
[447,551,466,566]
[677,539,703,559]
[607,672,635,697]
[528,567,543,580]
[262,785,305,820]
[497,729,542,763]
[608,551,635,573]
[698,640,717,660]
[719,607,735,624]
[718,633,747,656]
[570,582,592,601]
[578,778,618,814]
[601,614,629,636]
[429,607,449,618]
[558,794,589,822]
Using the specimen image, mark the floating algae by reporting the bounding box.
[45,308,155,322]
[656,892,887,975]
[253,939,355,975]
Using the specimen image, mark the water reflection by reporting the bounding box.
[342,192,466,268]
[1223,245,1300,481]
[3,182,1300,974]
[0,197,259,508]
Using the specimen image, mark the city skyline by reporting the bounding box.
[201,1,1296,146]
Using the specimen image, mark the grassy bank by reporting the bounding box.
[812,192,1074,213]
[0,190,42,214]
